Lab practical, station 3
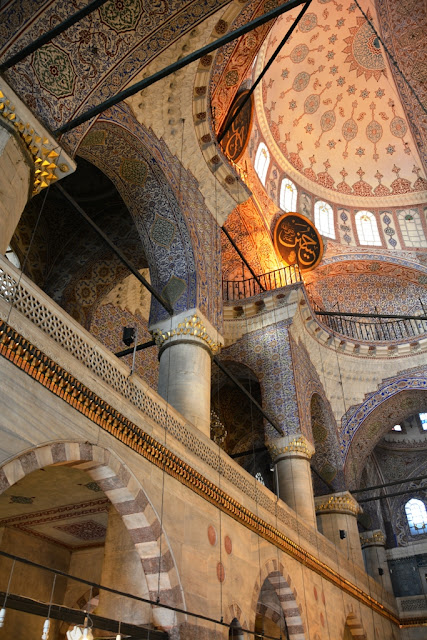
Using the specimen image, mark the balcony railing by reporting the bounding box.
[222,265,302,301]
[311,300,427,343]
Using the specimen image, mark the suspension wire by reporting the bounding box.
[353,0,427,118]
[155,120,187,610]
[0,549,284,639]
[217,0,313,144]
[0,0,112,72]
[236,174,265,632]
[55,0,308,136]
[5,185,51,325]
[270,292,315,639]
[2,558,16,609]
[312,323,353,635]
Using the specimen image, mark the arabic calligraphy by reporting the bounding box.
[219,90,253,163]
[273,212,323,272]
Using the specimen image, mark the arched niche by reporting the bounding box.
[211,360,273,490]
[251,559,306,640]
[0,442,185,633]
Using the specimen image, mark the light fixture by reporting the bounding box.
[66,627,83,640]
[41,619,51,640]
[0,608,6,628]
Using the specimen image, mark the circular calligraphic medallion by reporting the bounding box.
[218,90,254,163]
[273,212,323,272]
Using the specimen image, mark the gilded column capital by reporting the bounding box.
[360,529,386,548]
[150,309,223,355]
[315,491,362,517]
[267,434,315,461]
[0,78,76,195]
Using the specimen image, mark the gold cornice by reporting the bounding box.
[360,531,386,547]
[268,435,315,461]
[0,321,399,626]
[151,314,221,354]
[315,492,362,517]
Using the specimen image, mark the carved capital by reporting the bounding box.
[360,530,386,548]
[315,491,362,517]
[267,434,315,461]
[150,309,223,355]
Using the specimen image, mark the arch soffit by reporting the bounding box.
[77,107,222,330]
[342,370,427,486]
[250,558,306,640]
[0,441,185,630]
[77,116,198,325]
[307,253,427,284]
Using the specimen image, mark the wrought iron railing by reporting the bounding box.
[310,299,427,343]
[222,265,302,301]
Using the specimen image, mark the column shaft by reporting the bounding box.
[158,340,211,437]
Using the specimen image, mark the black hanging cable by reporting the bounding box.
[0,0,112,72]
[217,0,313,144]
[55,0,308,136]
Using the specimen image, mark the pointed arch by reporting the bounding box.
[251,559,306,639]
[0,442,185,630]
[355,211,381,246]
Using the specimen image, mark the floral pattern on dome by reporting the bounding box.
[254,0,426,199]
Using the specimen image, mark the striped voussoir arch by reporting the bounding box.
[251,559,306,640]
[0,441,185,630]
[345,613,367,639]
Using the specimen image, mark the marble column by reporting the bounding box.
[268,434,316,527]
[360,530,393,593]
[151,310,223,438]
[0,78,75,254]
[315,491,364,568]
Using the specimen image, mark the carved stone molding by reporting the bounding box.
[360,530,386,548]
[315,491,362,517]
[267,434,315,462]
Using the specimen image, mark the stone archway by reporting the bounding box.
[0,441,185,630]
[250,559,306,640]
[342,368,427,488]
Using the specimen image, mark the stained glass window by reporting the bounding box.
[405,499,427,535]
[314,201,335,239]
[280,178,297,212]
[398,210,427,248]
[355,211,381,246]
[254,142,270,185]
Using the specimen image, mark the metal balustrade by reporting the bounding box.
[310,299,427,343]
[222,265,302,301]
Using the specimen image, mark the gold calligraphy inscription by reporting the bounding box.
[273,212,323,272]
[219,90,254,163]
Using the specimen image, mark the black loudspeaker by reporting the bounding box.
[122,327,136,346]
[339,530,347,539]
[378,568,384,576]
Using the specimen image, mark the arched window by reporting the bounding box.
[355,210,381,246]
[254,142,270,185]
[398,210,427,248]
[314,200,335,238]
[279,178,297,212]
[405,498,427,535]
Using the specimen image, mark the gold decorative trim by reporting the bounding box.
[0,321,399,626]
[360,531,386,547]
[0,89,69,196]
[151,314,221,354]
[268,435,315,461]
[315,492,362,517]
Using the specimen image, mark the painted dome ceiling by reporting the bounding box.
[255,0,427,203]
